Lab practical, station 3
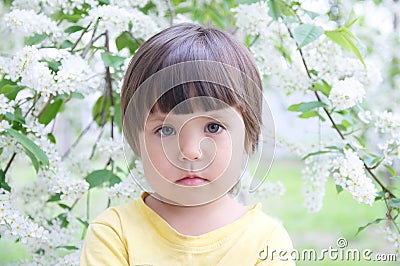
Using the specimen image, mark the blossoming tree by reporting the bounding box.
[0,0,399,264]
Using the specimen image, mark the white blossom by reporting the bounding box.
[232,1,271,36]
[60,0,98,15]
[329,77,366,110]
[357,110,372,124]
[110,0,149,8]
[2,46,41,82]
[3,9,60,38]
[0,94,14,115]
[331,149,377,205]
[11,0,62,15]
[106,176,142,201]
[97,137,124,162]
[0,120,11,133]
[301,155,331,213]
[374,110,400,135]
[53,54,94,95]
[83,5,158,39]
[383,226,400,256]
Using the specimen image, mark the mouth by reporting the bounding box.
[175,175,209,186]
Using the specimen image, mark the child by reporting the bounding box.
[80,23,294,265]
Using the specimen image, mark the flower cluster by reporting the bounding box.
[111,0,149,8]
[301,155,331,213]
[328,77,366,110]
[331,149,377,205]
[97,137,124,162]
[232,1,271,36]
[106,160,144,201]
[239,170,286,199]
[3,9,60,38]
[83,5,158,40]
[384,226,400,256]
[0,189,49,253]
[1,46,94,98]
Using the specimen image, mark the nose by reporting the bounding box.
[178,126,202,161]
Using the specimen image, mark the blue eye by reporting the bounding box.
[158,126,175,136]
[205,123,223,134]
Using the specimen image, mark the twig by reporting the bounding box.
[36,95,55,119]
[70,21,92,52]
[89,126,105,160]
[61,116,99,159]
[165,0,175,25]
[3,153,16,174]
[284,22,396,198]
[80,18,101,59]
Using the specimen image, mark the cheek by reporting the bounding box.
[141,136,172,175]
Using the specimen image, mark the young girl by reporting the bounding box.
[80,23,294,266]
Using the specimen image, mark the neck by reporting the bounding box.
[144,193,248,236]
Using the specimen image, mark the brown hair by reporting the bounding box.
[121,23,263,155]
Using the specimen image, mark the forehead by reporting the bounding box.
[146,108,243,124]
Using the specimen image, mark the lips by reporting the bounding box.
[175,175,209,186]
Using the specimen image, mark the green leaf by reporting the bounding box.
[336,184,343,194]
[353,136,365,148]
[388,198,400,208]
[335,124,347,131]
[0,170,11,192]
[302,150,332,160]
[375,190,385,201]
[71,92,85,99]
[310,80,331,97]
[101,52,125,68]
[5,128,49,166]
[114,100,122,132]
[355,218,384,236]
[58,203,72,210]
[61,40,74,49]
[384,165,396,176]
[38,99,63,125]
[268,0,282,20]
[363,153,382,168]
[85,169,114,189]
[116,32,138,54]
[47,133,56,144]
[47,193,62,202]
[0,84,25,100]
[57,245,79,251]
[293,24,324,48]
[92,95,111,126]
[299,110,319,119]
[109,175,122,186]
[304,9,319,19]
[24,147,40,172]
[47,61,62,73]
[288,101,327,112]
[77,217,89,228]
[345,18,359,28]
[64,25,85,34]
[325,28,366,68]
[25,34,46,45]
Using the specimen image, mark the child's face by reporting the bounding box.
[139,105,246,205]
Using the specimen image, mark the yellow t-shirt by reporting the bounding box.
[80,193,295,266]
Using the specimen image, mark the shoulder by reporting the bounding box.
[246,203,293,248]
[94,197,141,221]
